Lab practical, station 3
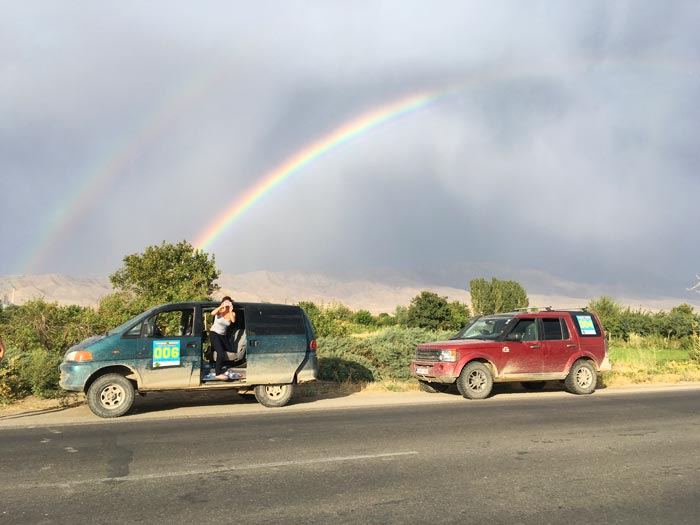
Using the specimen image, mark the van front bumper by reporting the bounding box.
[59,361,98,391]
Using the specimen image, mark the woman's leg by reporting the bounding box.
[210,332,227,375]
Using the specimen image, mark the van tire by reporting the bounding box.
[87,373,135,418]
[418,380,449,393]
[565,360,597,395]
[254,384,294,407]
[456,362,493,400]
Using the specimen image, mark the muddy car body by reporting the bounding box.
[410,310,610,399]
[59,302,317,417]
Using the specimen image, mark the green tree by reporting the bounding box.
[109,240,220,306]
[405,291,452,330]
[588,296,622,337]
[353,309,375,326]
[469,277,529,315]
[447,301,471,330]
[394,305,409,327]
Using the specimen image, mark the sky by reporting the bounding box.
[1,0,700,301]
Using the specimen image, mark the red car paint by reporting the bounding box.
[410,310,610,398]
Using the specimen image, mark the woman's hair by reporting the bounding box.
[222,296,233,303]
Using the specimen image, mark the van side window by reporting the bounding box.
[247,306,306,336]
[543,318,570,340]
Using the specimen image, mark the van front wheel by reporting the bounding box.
[254,384,294,407]
[87,373,135,418]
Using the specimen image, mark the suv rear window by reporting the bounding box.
[246,305,306,336]
[542,318,570,340]
[568,313,602,337]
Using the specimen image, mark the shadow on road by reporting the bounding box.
[126,381,360,416]
[436,379,608,399]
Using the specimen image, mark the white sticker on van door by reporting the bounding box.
[153,340,181,368]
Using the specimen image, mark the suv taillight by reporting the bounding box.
[310,339,317,351]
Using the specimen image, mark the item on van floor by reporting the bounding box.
[224,369,241,380]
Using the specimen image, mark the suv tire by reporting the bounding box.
[564,360,597,395]
[457,362,493,400]
[254,383,294,407]
[87,373,135,418]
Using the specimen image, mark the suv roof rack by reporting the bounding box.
[499,306,589,314]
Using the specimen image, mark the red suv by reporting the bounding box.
[410,310,610,399]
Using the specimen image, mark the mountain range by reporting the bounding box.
[2,271,699,314]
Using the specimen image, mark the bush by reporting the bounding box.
[318,327,453,383]
[690,333,700,365]
[0,346,63,403]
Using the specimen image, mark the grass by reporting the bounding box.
[604,337,700,386]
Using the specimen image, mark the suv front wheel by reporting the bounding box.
[564,360,597,395]
[457,362,493,400]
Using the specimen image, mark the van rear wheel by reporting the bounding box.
[254,384,294,407]
[87,373,135,418]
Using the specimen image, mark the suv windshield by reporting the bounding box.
[453,315,515,341]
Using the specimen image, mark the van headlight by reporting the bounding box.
[65,350,93,362]
[438,350,457,362]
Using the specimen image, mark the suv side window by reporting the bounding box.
[507,318,539,342]
[542,318,570,340]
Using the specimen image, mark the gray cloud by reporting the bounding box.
[1,0,699,301]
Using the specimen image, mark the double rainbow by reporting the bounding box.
[193,89,446,250]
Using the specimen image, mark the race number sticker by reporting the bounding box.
[153,340,181,368]
[576,315,597,335]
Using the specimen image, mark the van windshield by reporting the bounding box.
[453,315,515,341]
[106,307,158,336]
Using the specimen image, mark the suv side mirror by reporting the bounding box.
[505,332,523,342]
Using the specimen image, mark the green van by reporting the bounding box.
[59,302,318,418]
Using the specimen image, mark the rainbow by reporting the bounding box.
[194,89,448,250]
[21,64,230,274]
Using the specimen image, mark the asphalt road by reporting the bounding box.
[1,387,700,524]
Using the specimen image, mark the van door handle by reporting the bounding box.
[249,339,259,347]
[186,342,197,348]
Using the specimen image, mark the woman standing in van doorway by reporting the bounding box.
[210,296,235,380]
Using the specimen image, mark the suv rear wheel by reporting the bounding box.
[564,360,597,395]
[457,362,493,400]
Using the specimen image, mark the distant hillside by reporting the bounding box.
[1,271,698,314]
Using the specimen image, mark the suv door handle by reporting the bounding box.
[566,344,577,348]
[527,344,541,349]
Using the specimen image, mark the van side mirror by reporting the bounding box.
[141,322,155,338]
